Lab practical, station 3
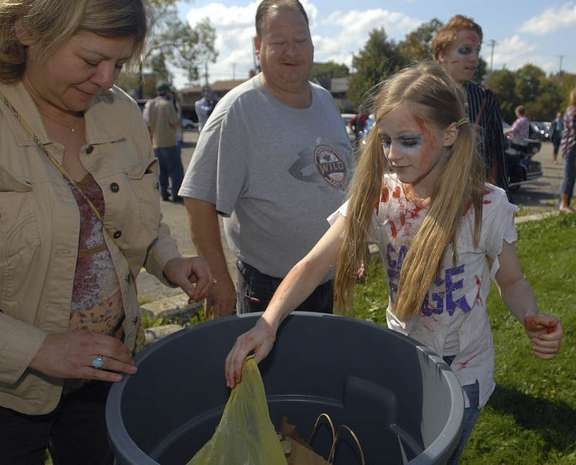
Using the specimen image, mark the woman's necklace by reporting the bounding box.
[39,109,84,134]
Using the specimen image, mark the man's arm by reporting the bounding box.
[183,198,236,317]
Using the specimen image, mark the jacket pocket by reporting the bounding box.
[126,159,162,231]
[0,190,41,307]
[103,159,162,274]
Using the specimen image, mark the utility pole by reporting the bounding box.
[488,39,497,72]
[251,39,260,74]
[558,55,564,73]
[204,62,209,87]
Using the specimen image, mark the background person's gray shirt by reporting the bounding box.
[179,74,353,278]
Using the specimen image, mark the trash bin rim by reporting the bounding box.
[106,312,465,464]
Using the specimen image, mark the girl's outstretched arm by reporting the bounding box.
[495,241,563,359]
[224,215,347,388]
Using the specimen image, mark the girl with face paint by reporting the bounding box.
[432,15,509,191]
[224,63,563,465]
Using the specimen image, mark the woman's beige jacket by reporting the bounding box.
[0,82,180,414]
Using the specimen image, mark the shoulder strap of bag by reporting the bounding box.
[0,91,108,229]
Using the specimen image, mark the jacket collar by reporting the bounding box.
[0,81,124,147]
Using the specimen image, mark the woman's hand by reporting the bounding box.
[225,318,277,389]
[163,256,213,301]
[29,330,137,382]
[524,314,563,359]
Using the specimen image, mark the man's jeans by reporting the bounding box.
[236,260,334,314]
[560,146,576,204]
[154,145,184,201]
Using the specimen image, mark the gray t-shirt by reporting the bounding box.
[179,74,353,277]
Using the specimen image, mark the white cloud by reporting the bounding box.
[313,9,421,67]
[181,2,421,86]
[323,9,421,41]
[184,2,257,84]
[182,1,319,84]
[483,35,555,73]
[520,3,576,35]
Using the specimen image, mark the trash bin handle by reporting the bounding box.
[308,412,336,451]
[329,424,367,465]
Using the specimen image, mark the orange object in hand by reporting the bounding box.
[524,315,557,334]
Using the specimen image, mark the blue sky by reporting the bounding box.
[176,0,576,87]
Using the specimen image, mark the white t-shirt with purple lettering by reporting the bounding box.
[330,173,517,407]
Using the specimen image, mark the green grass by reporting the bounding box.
[350,213,576,465]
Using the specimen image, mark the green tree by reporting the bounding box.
[526,79,563,121]
[486,68,519,123]
[514,64,546,105]
[397,18,443,63]
[310,61,349,90]
[551,72,576,109]
[119,0,218,97]
[347,28,407,109]
[474,57,488,84]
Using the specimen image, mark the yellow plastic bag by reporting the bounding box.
[186,357,288,465]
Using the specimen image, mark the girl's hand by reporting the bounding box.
[524,314,563,359]
[225,318,276,389]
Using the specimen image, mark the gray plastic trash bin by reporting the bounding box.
[106,313,464,465]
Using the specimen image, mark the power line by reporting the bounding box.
[487,39,497,72]
[558,55,564,73]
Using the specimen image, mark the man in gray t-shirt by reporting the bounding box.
[179,0,353,316]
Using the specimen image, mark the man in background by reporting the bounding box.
[145,82,184,202]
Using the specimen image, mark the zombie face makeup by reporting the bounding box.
[377,104,448,197]
[438,30,481,83]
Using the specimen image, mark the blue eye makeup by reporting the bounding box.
[379,133,422,151]
[398,135,421,147]
[457,46,481,55]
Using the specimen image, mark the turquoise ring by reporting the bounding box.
[91,354,105,370]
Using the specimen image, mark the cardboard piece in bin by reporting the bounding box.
[280,417,331,465]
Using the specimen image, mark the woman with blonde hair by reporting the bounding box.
[0,1,212,463]
[559,88,576,213]
[224,63,563,464]
[432,15,508,191]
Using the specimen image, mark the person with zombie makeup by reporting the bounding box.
[225,63,563,465]
[432,15,509,191]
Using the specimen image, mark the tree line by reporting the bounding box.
[118,6,575,123]
[118,0,218,98]
[312,19,575,123]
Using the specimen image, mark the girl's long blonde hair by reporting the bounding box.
[335,63,486,321]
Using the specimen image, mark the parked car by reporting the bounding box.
[181,117,197,131]
[529,121,551,141]
[503,122,543,191]
[341,113,356,143]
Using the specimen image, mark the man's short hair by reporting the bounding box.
[156,81,171,95]
[255,0,309,37]
[431,15,483,62]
